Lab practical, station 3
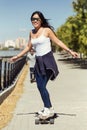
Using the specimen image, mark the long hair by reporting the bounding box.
[30,11,54,30]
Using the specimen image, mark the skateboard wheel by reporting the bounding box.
[50,119,54,124]
[35,119,39,124]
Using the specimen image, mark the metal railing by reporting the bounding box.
[0,56,27,92]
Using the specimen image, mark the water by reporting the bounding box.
[0,50,22,75]
[0,50,21,57]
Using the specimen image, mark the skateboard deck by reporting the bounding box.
[35,113,57,124]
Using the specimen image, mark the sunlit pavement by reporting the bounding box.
[2,53,87,130]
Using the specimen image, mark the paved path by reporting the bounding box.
[2,53,87,130]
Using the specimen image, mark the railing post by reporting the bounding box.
[7,62,10,86]
[3,61,7,89]
[9,63,11,86]
[0,56,27,93]
[0,59,2,91]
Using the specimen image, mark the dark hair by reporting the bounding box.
[30,11,54,30]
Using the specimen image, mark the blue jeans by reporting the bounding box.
[35,70,52,108]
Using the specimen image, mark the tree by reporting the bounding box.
[72,0,87,55]
[55,0,87,55]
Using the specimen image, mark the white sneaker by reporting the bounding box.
[38,107,54,115]
[38,108,44,115]
[50,107,55,116]
[38,107,54,119]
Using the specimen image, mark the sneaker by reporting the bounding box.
[50,107,55,116]
[38,107,54,119]
[38,107,54,114]
[37,108,45,115]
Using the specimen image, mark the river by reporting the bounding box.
[0,50,22,57]
[0,50,25,76]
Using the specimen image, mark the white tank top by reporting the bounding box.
[31,31,51,56]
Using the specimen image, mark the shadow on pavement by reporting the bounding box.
[16,112,76,117]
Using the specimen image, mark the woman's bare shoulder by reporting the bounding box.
[44,27,52,35]
[44,27,51,31]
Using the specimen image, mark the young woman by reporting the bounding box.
[10,11,78,119]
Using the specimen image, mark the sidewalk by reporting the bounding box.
[2,53,87,130]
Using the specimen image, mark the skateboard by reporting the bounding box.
[35,113,57,125]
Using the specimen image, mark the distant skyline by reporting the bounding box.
[0,0,75,43]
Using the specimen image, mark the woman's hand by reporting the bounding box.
[10,55,19,62]
[68,50,79,58]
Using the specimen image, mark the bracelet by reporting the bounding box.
[67,49,72,53]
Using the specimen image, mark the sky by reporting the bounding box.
[0,0,75,43]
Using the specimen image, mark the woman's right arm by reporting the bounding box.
[10,33,32,62]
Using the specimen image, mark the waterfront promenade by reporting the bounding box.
[2,53,87,130]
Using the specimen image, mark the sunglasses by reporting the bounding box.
[31,17,40,22]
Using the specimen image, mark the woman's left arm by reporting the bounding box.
[48,28,79,58]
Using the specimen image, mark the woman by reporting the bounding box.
[10,11,78,119]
